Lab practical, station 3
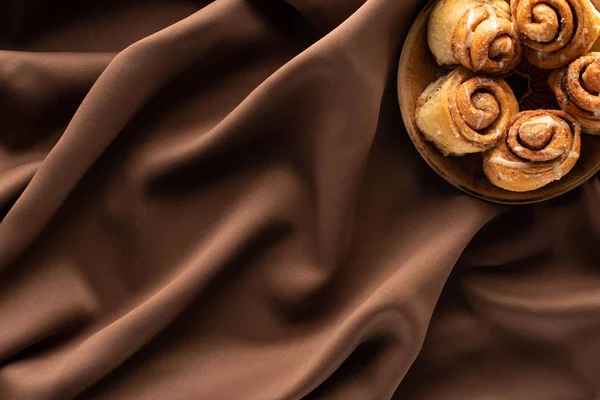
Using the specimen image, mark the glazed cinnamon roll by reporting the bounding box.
[483,110,581,191]
[511,0,600,69]
[549,53,600,134]
[415,67,519,156]
[428,0,521,75]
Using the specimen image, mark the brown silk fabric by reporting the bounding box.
[0,1,599,399]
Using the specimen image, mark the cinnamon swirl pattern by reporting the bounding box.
[415,67,519,155]
[483,110,581,191]
[511,0,600,69]
[549,52,600,134]
[428,0,521,74]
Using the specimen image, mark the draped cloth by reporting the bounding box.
[1,1,599,399]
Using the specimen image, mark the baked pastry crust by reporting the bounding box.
[549,52,600,134]
[511,0,600,68]
[483,110,581,191]
[429,0,521,74]
[415,67,519,156]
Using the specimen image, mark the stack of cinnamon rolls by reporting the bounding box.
[416,0,600,191]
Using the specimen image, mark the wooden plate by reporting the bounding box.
[397,0,600,204]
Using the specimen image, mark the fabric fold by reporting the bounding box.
[2,0,600,399]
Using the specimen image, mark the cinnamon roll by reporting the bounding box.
[483,110,581,191]
[415,67,519,156]
[428,0,521,75]
[549,52,600,134]
[511,0,600,69]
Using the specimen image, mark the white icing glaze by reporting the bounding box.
[589,95,600,117]
[541,148,565,156]
[486,6,499,32]
[568,151,579,158]
[467,8,476,28]
[488,157,531,168]
[465,31,474,49]
[536,51,544,67]
[514,144,564,157]
[498,60,504,70]
[553,162,563,176]
[477,112,485,129]
[462,9,477,53]
[519,115,563,130]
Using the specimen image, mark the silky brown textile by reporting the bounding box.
[0,0,598,399]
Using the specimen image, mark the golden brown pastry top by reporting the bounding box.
[415,67,519,155]
[511,0,600,68]
[483,110,581,191]
[428,0,521,74]
[452,3,521,74]
[549,52,600,133]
